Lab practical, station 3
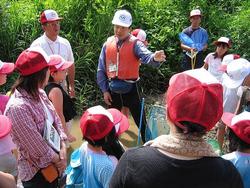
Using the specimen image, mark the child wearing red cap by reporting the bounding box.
[222,110,250,188]
[110,68,243,188]
[5,47,68,187]
[0,60,15,86]
[203,37,232,82]
[66,105,129,188]
[45,55,77,145]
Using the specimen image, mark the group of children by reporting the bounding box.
[0,8,249,188]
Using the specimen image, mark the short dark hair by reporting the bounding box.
[11,67,49,101]
[228,128,250,152]
[84,127,116,147]
[176,121,206,135]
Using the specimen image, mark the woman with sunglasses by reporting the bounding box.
[203,37,231,82]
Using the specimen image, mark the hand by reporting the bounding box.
[153,50,166,62]
[190,47,197,52]
[104,91,112,105]
[68,86,75,98]
[67,134,76,143]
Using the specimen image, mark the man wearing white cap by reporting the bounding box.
[180,9,208,70]
[30,9,75,97]
[97,9,166,143]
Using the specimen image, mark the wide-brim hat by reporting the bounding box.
[222,58,250,89]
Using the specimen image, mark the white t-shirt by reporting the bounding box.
[223,84,240,113]
[204,53,224,82]
[30,33,74,62]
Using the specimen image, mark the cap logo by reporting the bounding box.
[119,15,126,21]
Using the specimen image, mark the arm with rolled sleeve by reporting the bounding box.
[97,44,109,93]
[134,40,162,67]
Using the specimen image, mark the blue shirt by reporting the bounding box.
[223,151,250,188]
[97,35,161,92]
[80,142,117,188]
[182,26,208,51]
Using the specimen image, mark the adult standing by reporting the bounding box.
[110,68,243,188]
[97,9,166,143]
[180,9,208,70]
[5,47,67,188]
[30,9,75,97]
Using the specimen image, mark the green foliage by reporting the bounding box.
[0,0,249,114]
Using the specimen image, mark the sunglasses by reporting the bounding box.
[216,43,228,49]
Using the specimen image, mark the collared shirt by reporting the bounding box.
[30,33,74,62]
[97,36,160,92]
[5,89,67,181]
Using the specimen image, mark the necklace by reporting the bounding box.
[47,41,61,55]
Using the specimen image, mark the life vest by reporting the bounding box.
[105,35,140,80]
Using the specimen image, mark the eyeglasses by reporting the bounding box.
[217,43,228,49]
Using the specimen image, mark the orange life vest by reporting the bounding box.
[105,35,140,80]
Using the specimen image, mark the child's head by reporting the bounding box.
[80,105,129,147]
[131,29,148,46]
[222,111,250,152]
[166,68,223,134]
[213,37,231,58]
[0,60,15,86]
[48,55,73,82]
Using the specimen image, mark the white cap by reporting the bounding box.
[112,10,132,27]
[222,58,250,88]
[190,9,201,17]
[213,37,232,47]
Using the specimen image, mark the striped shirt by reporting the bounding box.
[5,89,67,181]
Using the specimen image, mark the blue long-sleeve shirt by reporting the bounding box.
[97,37,160,92]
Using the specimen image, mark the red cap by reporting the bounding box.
[40,10,62,24]
[15,47,59,76]
[80,105,129,141]
[222,111,250,144]
[0,115,12,139]
[166,68,223,131]
[0,60,14,74]
[49,55,73,73]
[131,29,148,46]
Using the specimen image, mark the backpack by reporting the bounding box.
[65,144,84,188]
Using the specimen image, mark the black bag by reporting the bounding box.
[109,79,134,94]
